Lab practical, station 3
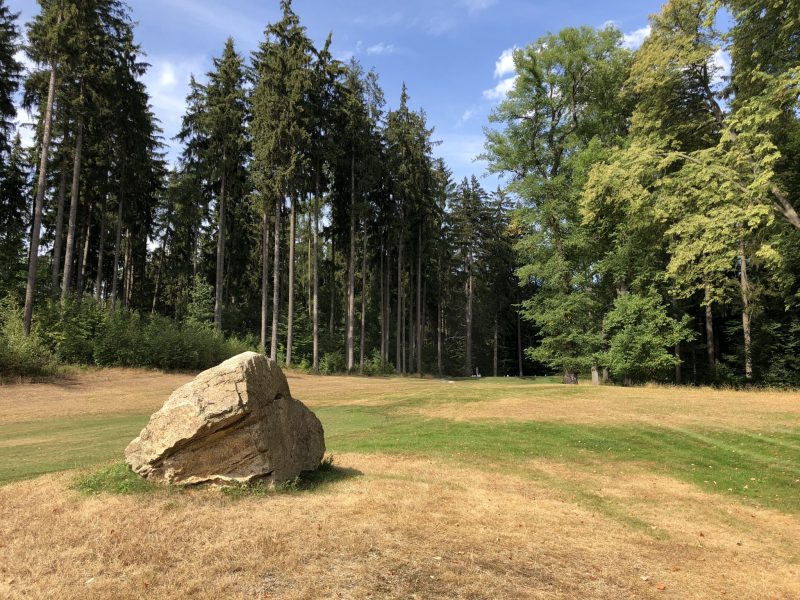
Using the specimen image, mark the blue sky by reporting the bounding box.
[10,0,669,187]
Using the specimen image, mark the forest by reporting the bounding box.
[0,0,798,386]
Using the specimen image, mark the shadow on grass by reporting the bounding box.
[222,457,362,498]
[72,456,362,499]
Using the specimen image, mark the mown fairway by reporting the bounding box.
[1,370,800,598]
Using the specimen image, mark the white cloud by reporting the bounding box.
[366,42,397,56]
[711,48,731,86]
[461,109,474,123]
[622,25,651,50]
[483,75,517,101]
[494,47,516,78]
[142,55,208,159]
[462,0,498,15]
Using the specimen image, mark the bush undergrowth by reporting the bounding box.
[0,295,255,376]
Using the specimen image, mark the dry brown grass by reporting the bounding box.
[2,370,800,598]
[0,369,436,424]
[0,368,194,424]
[4,369,798,431]
[416,383,800,429]
[1,453,798,599]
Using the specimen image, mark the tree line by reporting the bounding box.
[0,0,527,378]
[485,0,800,385]
[1,0,798,385]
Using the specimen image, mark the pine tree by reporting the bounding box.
[251,0,314,363]
[203,38,249,331]
[0,134,30,294]
[0,0,22,155]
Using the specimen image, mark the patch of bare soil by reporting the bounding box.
[1,454,798,599]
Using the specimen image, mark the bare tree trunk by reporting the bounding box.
[437,297,443,377]
[380,241,385,364]
[396,237,402,372]
[307,207,311,320]
[493,315,498,377]
[94,194,107,301]
[270,195,281,361]
[346,153,356,373]
[313,176,320,372]
[416,225,422,375]
[260,209,270,352]
[110,192,124,311]
[51,166,67,294]
[61,115,84,300]
[122,229,132,309]
[76,201,91,299]
[286,194,296,367]
[672,297,682,384]
[517,302,524,377]
[465,261,473,376]
[704,285,716,378]
[23,67,57,335]
[739,241,753,381]
[384,249,391,365]
[329,236,335,336]
[359,217,368,374]
[214,171,226,331]
[151,229,167,314]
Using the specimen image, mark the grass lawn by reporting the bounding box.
[1,370,799,598]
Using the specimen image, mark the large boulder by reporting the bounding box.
[125,352,325,486]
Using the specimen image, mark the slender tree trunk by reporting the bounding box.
[437,296,443,377]
[416,225,422,375]
[307,207,312,320]
[122,229,132,309]
[739,241,753,381]
[151,230,167,314]
[704,285,716,378]
[359,217,368,374]
[380,241,385,364]
[465,260,473,377]
[51,166,67,294]
[94,194,107,301]
[214,171,226,331]
[329,236,335,336]
[286,194,296,367]
[23,67,57,335]
[672,297,682,384]
[346,153,356,373]
[493,315,498,377]
[312,175,320,372]
[76,201,91,299]
[384,248,391,365]
[270,195,281,361]
[110,192,124,311]
[396,237,402,372]
[61,115,84,300]
[517,301,524,377]
[260,209,270,352]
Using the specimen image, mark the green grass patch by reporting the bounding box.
[326,414,800,514]
[0,412,151,485]
[73,462,162,495]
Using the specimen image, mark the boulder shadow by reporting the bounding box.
[294,463,363,492]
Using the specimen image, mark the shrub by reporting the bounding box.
[363,349,395,376]
[319,351,345,375]
[0,296,57,377]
